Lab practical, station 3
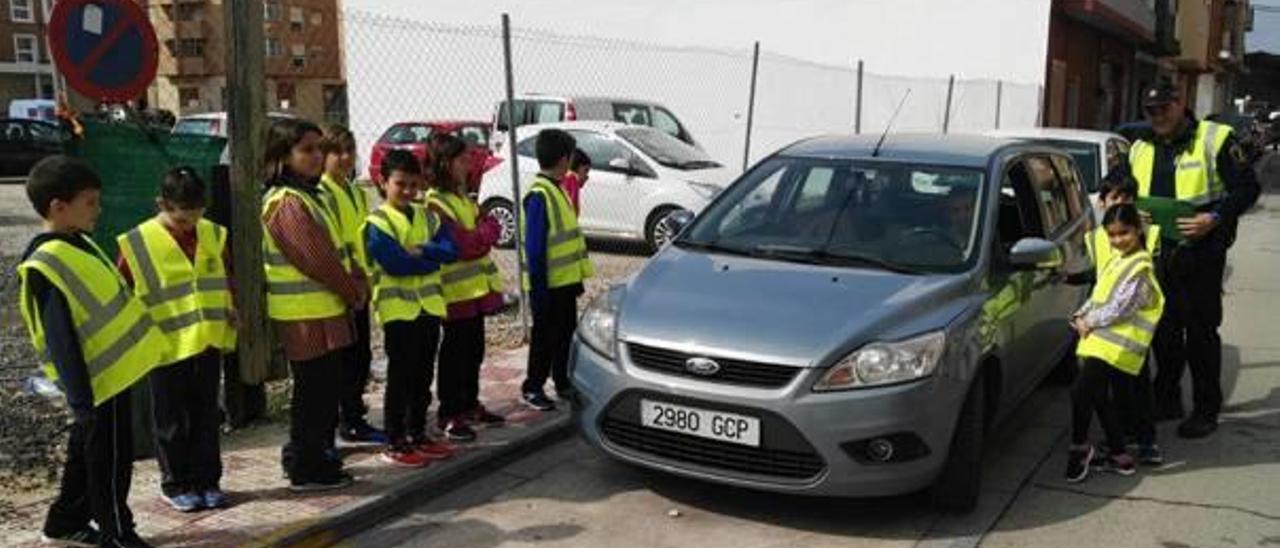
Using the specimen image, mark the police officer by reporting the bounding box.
[1130,78,1261,439]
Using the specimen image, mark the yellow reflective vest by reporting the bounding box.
[1085,224,1161,272]
[425,188,503,304]
[262,186,349,321]
[1130,120,1232,207]
[1077,250,1165,375]
[520,175,594,290]
[18,234,171,406]
[117,218,236,366]
[363,203,447,323]
[319,172,371,273]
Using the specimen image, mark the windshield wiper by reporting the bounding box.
[674,239,750,257]
[679,160,722,169]
[750,244,920,275]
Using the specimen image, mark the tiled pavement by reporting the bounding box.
[0,346,570,547]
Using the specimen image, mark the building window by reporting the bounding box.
[167,38,206,58]
[11,0,34,22]
[179,87,201,108]
[311,12,322,26]
[14,34,37,63]
[290,44,305,69]
[174,3,202,21]
[264,0,281,21]
[266,37,282,57]
[289,7,303,31]
[276,81,295,109]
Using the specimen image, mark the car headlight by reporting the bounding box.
[813,330,946,391]
[579,284,624,360]
[687,181,722,200]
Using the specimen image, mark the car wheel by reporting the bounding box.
[645,206,687,252]
[930,377,985,512]
[482,198,517,248]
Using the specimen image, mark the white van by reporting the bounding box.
[9,99,56,122]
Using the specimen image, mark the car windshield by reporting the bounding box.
[678,157,985,273]
[1042,139,1100,193]
[616,127,719,170]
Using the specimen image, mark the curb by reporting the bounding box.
[250,411,575,548]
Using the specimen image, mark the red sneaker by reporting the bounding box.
[415,438,457,460]
[380,447,430,468]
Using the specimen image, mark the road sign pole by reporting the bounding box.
[223,0,271,383]
[501,13,529,342]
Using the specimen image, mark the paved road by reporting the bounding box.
[351,157,1280,548]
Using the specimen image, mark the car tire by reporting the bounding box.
[930,377,985,513]
[482,198,517,248]
[645,206,687,253]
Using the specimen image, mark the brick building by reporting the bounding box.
[0,0,56,112]
[145,0,347,124]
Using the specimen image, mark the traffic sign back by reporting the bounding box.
[49,0,159,103]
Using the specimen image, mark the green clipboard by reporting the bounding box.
[1136,197,1196,243]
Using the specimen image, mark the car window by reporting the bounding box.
[532,101,564,124]
[567,130,636,174]
[497,101,527,130]
[1026,156,1070,236]
[1049,155,1085,219]
[516,135,537,158]
[173,119,217,136]
[1042,139,1100,193]
[1105,138,1128,172]
[382,124,431,145]
[613,103,652,126]
[683,157,985,272]
[455,126,489,147]
[652,107,682,137]
[616,127,717,170]
[996,160,1044,252]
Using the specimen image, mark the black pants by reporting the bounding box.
[338,308,373,427]
[1071,358,1127,451]
[150,351,223,497]
[1121,357,1157,446]
[288,349,344,482]
[221,352,266,429]
[383,314,442,443]
[1152,238,1227,420]
[524,286,580,395]
[43,391,135,540]
[438,316,484,421]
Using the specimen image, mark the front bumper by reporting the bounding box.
[571,339,969,497]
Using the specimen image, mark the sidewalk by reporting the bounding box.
[0,346,574,548]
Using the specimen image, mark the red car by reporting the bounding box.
[367,120,500,188]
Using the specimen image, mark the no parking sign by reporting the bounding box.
[48,0,159,103]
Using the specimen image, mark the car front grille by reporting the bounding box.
[626,343,801,388]
[600,391,826,481]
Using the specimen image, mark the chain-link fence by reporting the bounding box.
[342,10,1043,178]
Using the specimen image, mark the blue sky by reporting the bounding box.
[1250,3,1280,53]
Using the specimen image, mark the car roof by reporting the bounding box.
[394,120,489,128]
[512,94,667,107]
[778,133,1026,168]
[176,111,293,121]
[985,127,1123,145]
[513,120,650,136]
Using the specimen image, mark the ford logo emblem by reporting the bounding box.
[685,357,721,376]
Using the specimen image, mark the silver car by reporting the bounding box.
[571,134,1093,511]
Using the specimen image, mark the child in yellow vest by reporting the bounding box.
[116,167,235,512]
[18,156,170,547]
[364,150,460,467]
[1067,204,1165,483]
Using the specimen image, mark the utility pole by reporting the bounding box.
[855,59,864,134]
[223,0,271,383]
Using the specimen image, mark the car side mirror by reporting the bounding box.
[668,210,695,236]
[608,157,632,171]
[1009,237,1063,270]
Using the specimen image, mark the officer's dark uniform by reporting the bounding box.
[1134,84,1261,438]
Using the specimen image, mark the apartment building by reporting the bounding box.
[1169,0,1252,116]
[0,0,55,111]
[146,0,347,124]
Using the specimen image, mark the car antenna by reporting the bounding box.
[872,88,911,157]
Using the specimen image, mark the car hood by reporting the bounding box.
[675,165,738,187]
[618,246,972,367]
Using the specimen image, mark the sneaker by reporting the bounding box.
[469,405,506,427]
[443,419,477,442]
[101,532,154,548]
[1177,416,1218,439]
[414,437,457,460]
[380,446,431,468]
[522,391,556,412]
[289,471,355,493]
[201,488,229,509]
[164,492,204,513]
[1065,445,1094,483]
[1137,444,1164,466]
[1099,452,1137,476]
[41,526,99,547]
[339,421,389,445]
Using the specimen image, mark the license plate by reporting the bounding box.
[640,399,761,447]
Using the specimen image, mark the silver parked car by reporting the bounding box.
[571,134,1093,511]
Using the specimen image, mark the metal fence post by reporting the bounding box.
[742,41,760,172]
[943,74,955,134]
[995,80,1003,130]
[1037,84,1045,127]
[855,59,864,134]
[224,0,270,383]
[501,13,530,341]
